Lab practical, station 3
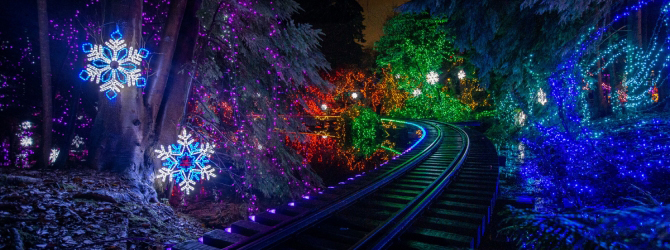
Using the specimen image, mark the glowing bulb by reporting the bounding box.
[458,70,466,80]
[320,104,328,111]
[351,92,358,99]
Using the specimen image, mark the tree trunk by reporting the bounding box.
[53,85,81,168]
[89,0,193,202]
[154,0,200,197]
[36,0,53,167]
[89,0,157,202]
[145,0,189,122]
[596,52,607,117]
[637,9,642,47]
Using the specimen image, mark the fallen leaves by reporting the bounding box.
[0,169,206,249]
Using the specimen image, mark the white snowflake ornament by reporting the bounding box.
[155,129,216,194]
[72,135,85,149]
[458,70,466,80]
[412,88,422,97]
[49,148,60,165]
[426,71,439,85]
[537,88,548,105]
[79,29,149,100]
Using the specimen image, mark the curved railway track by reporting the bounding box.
[174,120,499,250]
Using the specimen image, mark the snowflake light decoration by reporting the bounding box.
[537,88,548,105]
[20,121,32,130]
[79,29,149,100]
[458,70,466,80]
[516,110,527,126]
[20,137,33,147]
[155,129,216,194]
[49,148,60,165]
[72,135,84,149]
[426,71,439,85]
[412,88,422,97]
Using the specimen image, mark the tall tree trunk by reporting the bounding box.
[90,0,192,202]
[154,0,202,197]
[637,9,642,47]
[146,0,189,122]
[596,50,607,117]
[53,85,81,168]
[36,0,53,167]
[89,0,156,201]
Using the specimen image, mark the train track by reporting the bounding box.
[174,120,499,250]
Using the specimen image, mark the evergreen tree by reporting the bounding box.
[398,0,619,87]
[292,0,365,68]
[375,13,455,86]
[190,0,330,206]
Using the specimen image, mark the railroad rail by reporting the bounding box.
[174,120,499,250]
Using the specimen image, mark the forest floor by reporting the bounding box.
[0,169,207,250]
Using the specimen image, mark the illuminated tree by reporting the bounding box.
[340,105,383,157]
[375,13,456,86]
[187,0,331,205]
[377,67,408,115]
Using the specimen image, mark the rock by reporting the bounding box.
[73,191,118,203]
[62,235,77,245]
[0,175,41,184]
[11,228,23,250]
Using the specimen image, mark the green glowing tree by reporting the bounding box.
[398,0,618,88]
[375,13,476,122]
[397,0,624,142]
[375,13,456,86]
[341,105,383,157]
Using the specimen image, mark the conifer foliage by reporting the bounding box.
[188,0,331,205]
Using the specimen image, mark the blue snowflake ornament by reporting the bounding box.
[79,29,149,100]
[155,129,216,194]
